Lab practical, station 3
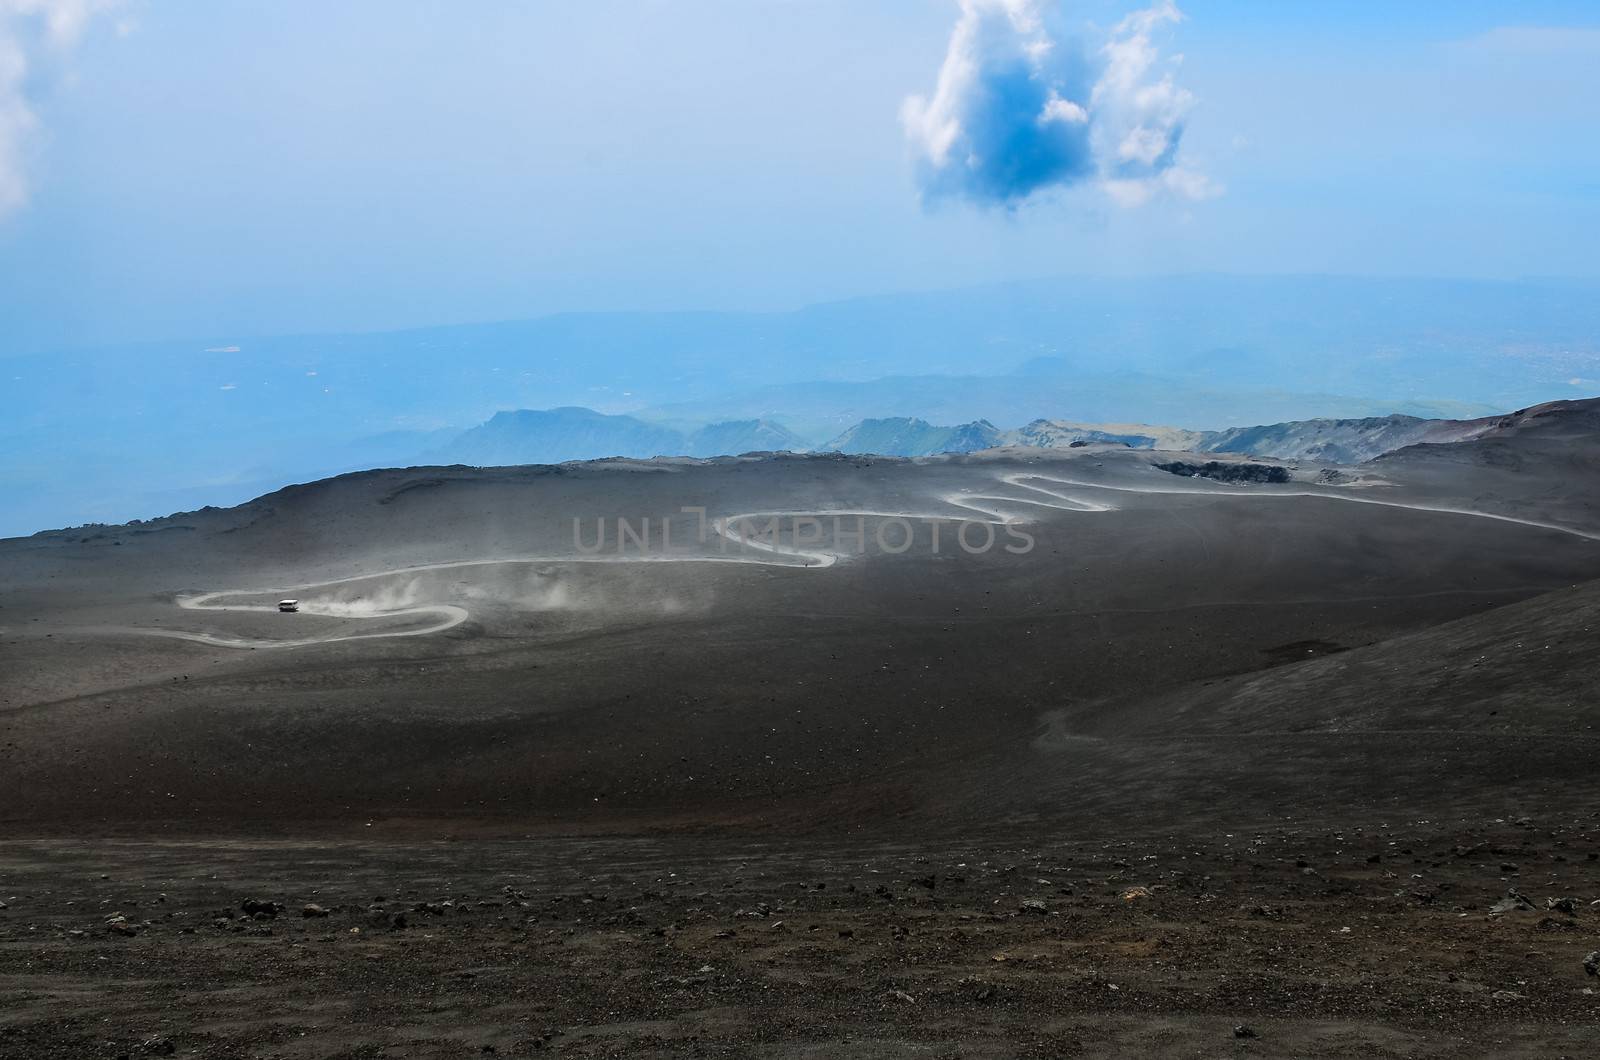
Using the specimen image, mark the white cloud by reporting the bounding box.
[1089,0,1204,198]
[899,0,1094,206]
[902,0,1215,209]
[0,0,121,219]
[1040,92,1089,125]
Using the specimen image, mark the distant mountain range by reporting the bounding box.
[636,365,1497,443]
[6,273,1599,534]
[423,405,1512,470]
[434,408,805,465]
[824,412,1501,463]
[7,392,1578,537]
[823,417,1003,456]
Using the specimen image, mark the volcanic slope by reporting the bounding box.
[3,402,1600,836]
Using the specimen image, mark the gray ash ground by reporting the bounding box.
[3,821,1600,1058]
[7,408,1600,1056]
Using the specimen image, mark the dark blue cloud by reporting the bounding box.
[917,53,1094,205]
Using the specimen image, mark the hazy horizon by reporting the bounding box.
[3,1,1599,534]
[4,268,1598,537]
[10,267,1600,362]
[4,2,1600,353]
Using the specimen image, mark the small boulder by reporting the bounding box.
[1489,891,1535,915]
[240,898,284,920]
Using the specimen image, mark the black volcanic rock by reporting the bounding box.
[1154,460,1291,483]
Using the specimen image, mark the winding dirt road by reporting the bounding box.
[122,470,1599,650]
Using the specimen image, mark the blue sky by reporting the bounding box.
[2,0,1599,354]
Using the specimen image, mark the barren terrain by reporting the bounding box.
[4,399,1600,1056]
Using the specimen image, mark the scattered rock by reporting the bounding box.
[241,898,284,920]
[105,914,138,937]
[302,903,331,918]
[1154,460,1290,485]
[1233,1024,1259,1039]
[1018,898,1048,914]
[366,908,407,930]
[1584,951,1600,977]
[1489,891,1535,915]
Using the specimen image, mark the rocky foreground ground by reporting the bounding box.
[3,819,1599,1059]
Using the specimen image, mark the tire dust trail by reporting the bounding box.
[117,471,1598,650]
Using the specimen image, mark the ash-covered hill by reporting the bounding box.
[1193,412,1497,463]
[1363,396,1600,536]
